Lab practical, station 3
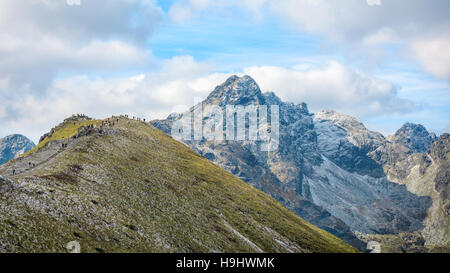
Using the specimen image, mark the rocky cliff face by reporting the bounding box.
[0,134,35,165]
[313,110,386,177]
[312,114,448,251]
[151,75,446,251]
[428,134,450,202]
[422,134,449,250]
[370,123,438,183]
[392,133,450,251]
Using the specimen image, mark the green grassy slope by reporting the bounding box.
[0,117,357,253]
[21,118,102,157]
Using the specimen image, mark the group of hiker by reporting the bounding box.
[116,114,150,124]
[102,119,116,128]
[131,116,146,122]
[72,114,92,121]
[11,161,36,176]
[74,117,121,139]
[9,115,151,177]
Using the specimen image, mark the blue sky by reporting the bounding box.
[150,15,325,71]
[0,0,448,142]
[149,0,450,135]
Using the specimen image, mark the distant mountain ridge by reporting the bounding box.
[152,75,449,252]
[0,134,35,165]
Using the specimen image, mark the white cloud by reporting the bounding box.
[0,0,161,45]
[169,3,195,23]
[366,0,381,6]
[362,28,397,45]
[269,0,450,80]
[269,0,449,42]
[0,0,162,98]
[244,61,416,117]
[0,56,229,142]
[0,56,416,142]
[0,0,161,141]
[412,38,450,81]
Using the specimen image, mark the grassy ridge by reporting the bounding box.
[22,119,103,157]
[0,117,357,253]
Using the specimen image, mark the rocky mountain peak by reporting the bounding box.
[151,76,445,251]
[205,75,266,106]
[389,122,437,153]
[0,134,35,165]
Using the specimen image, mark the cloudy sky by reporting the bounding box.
[0,0,449,143]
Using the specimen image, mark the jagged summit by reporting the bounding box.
[389,122,437,153]
[205,75,266,106]
[202,75,311,118]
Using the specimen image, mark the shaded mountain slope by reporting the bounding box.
[395,133,449,251]
[0,116,356,253]
[313,113,448,252]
